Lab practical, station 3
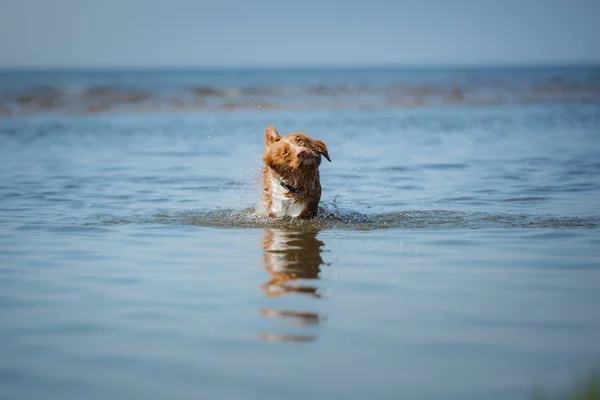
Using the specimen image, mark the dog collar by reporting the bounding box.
[279,180,303,194]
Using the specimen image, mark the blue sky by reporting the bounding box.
[0,0,598,68]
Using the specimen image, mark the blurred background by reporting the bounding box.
[1,0,599,115]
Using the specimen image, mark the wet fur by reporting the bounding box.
[262,125,330,219]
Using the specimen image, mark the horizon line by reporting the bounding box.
[1,61,599,72]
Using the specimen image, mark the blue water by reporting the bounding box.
[1,67,599,399]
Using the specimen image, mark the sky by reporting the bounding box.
[0,0,599,68]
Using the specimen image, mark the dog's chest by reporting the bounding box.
[269,176,305,218]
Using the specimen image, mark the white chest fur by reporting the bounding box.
[269,175,305,218]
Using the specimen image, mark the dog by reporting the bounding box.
[261,124,331,219]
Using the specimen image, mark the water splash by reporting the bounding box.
[98,206,598,230]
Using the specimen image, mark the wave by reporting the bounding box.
[97,207,598,230]
[2,79,599,116]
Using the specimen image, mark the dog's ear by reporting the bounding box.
[314,139,331,162]
[265,124,281,145]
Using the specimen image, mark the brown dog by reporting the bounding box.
[261,125,331,219]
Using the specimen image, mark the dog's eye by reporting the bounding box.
[296,138,304,145]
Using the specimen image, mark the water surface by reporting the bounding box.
[1,67,600,400]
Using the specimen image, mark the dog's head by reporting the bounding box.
[263,125,331,174]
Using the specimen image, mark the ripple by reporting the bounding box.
[386,166,414,172]
[394,185,424,190]
[96,207,598,230]
[438,196,476,201]
[421,163,469,170]
[501,196,549,202]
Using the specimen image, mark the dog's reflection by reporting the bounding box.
[262,228,324,298]
[259,227,327,342]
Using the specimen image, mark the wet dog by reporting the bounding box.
[261,125,331,219]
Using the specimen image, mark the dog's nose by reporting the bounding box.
[296,148,307,158]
